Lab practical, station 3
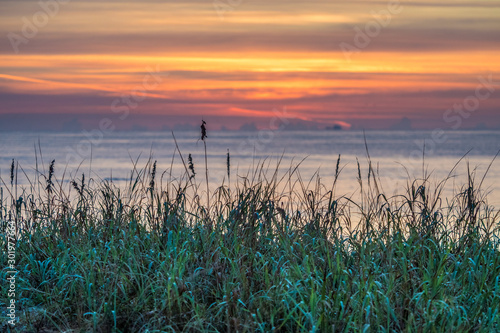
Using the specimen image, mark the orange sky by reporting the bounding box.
[1,0,499,130]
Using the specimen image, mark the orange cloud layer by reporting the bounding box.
[1,0,499,129]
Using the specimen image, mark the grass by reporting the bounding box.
[0,146,500,332]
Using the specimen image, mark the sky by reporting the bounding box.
[0,0,499,131]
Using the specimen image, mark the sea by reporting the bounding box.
[1,130,499,208]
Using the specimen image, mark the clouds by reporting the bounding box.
[1,0,499,129]
[1,28,499,55]
[2,0,499,55]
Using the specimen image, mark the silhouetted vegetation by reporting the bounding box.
[1,149,499,332]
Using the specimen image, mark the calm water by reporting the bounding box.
[1,130,499,207]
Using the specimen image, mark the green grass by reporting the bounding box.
[1,152,499,332]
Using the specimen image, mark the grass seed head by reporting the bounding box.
[10,158,14,186]
[188,154,196,179]
[200,120,207,141]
